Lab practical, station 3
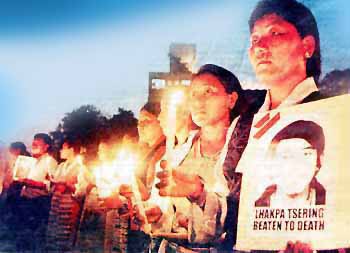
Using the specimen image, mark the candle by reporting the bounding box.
[165,89,185,165]
[93,148,151,233]
[115,149,151,234]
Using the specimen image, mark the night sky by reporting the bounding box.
[0,0,349,144]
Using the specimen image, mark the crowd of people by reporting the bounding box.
[0,0,349,252]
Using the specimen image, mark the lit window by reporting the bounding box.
[181,80,191,86]
[152,79,166,89]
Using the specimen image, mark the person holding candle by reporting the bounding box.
[77,132,123,252]
[136,101,166,202]
[154,64,247,252]
[137,86,196,252]
[46,136,85,252]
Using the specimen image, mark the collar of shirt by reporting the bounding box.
[258,77,318,113]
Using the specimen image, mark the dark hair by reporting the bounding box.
[10,142,31,156]
[62,135,81,155]
[34,133,52,146]
[141,101,161,118]
[270,120,325,168]
[248,0,321,82]
[193,64,246,121]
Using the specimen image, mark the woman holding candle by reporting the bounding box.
[76,133,124,252]
[154,64,247,252]
[138,86,196,252]
[46,136,84,252]
[136,101,166,201]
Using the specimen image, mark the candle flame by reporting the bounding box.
[93,148,138,198]
[169,89,185,106]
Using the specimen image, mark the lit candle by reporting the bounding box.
[165,89,184,165]
[115,149,151,234]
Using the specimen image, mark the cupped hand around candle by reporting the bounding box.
[145,204,163,223]
[119,184,133,199]
[156,160,204,198]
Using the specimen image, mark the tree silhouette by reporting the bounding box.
[109,108,138,141]
[57,105,107,162]
[319,69,350,97]
[56,105,138,163]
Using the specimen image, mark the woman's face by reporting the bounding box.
[189,74,236,127]
[138,109,163,146]
[270,138,318,196]
[249,13,312,88]
[9,148,21,157]
[60,142,75,160]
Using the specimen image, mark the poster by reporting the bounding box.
[13,155,37,180]
[236,94,350,251]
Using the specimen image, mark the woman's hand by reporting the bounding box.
[144,204,163,223]
[132,204,163,231]
[282,241,313,253]
[156,160,204,198]
[102,193,125,209]
[119,184,133,199]
[23,178,46,189]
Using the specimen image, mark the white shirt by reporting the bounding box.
[152,117,239,243]
[21,153,57,198]
[52,159,81,183]
[258,77,318,113]
[26,153,57,183]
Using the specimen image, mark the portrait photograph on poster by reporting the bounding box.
[236,94,350,251]
[12,155,37,180]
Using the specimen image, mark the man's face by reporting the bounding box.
[249,13,307,88]
[189,74,235,127]
[270,138,318,195]
[32,138,49,157]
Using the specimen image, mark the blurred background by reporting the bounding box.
[0,0,349,144]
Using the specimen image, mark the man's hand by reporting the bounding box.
[155,160,204,198]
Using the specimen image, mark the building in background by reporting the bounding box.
[148,43,196,103]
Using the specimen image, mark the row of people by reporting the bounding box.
[131,0,331,252]
[0,0,346,252]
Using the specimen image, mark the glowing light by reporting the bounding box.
[93,148,139,199]
[169,89,185,106]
